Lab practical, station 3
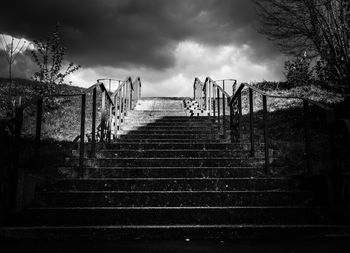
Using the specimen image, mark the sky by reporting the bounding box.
[0,0,287,97]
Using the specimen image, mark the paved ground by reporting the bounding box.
[1,239,350,253]
[134,98,184,111]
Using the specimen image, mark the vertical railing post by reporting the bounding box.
[35,98,43,169]
[238,91,242,141]
[11,107,23,213]
[222,92,226,137]
[262,95,269,174]
[129,83,133,110]
[208,81,212,115]
[139,79,141,98]
[79,94,86,178]
[101,90,106,141]
[230,104,234,143]
[303,100,312,175]
[217,87,220,129]
[213,85,216,120]
[108,103,112,143]
[118,91,122,129]
[249,88,255,157]
[91,87,96,157]
[114,95,118,137]
[124,83,128,115]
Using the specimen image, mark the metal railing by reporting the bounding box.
[3,77,142,216]
[193,77,237,135]
[228,83,335,175]
[193,77,336,175]
[108,77,141,139]
[7,77,142,211]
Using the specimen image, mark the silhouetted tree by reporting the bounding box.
[0,34,29,99]
[255,0,350,93]
[31,25,80,84]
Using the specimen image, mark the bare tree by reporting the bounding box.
[31,25,80,84]
[254,0,350,92]
[0,34,29,97]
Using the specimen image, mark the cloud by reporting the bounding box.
[0,0,281,70]
[64,41,284,97]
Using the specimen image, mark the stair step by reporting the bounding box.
[112,139,229,143]
[121,126,212,130]
[58,166,264,178]
[96,150,258,158]
[117,134,218,140]
[122,122,215,126]
[104,143,258,150]
[65,157,265,167]
[52,178,298,191]
[117,130,214,135]
[2,225,350,240]
[39,191,312,207]
[22,206,325,226]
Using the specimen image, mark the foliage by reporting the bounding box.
[283,54,313,87]
[254,0,350,93]
[31,25,80,84]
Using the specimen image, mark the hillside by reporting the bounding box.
[0,78,104,141]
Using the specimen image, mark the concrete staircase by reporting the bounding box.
[1,97,349,240]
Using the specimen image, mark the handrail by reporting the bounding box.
[193,77,235,137]
[7,77,142,215]
[192,77,336,175]
[229,83,333,113]
[228,82,335,175]
[105,76,142,140]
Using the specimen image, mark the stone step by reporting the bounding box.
[104,142,261,150]
[21,206,325,226]
[112,139,230,143]
[116,134,220,140]
[65,157,265,167]
[122,117,213,121]
[39,191,312,207]
[58,166,264,179]
[2,225,350,240]
[51,178,299,191]
[121,122,215,127]
[121,126,213,131]
[117,130,214,135]
[96,149,261,158]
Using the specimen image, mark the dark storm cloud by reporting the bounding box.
[0,0,280,70]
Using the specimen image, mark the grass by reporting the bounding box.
[236,82,347,176]
[0,78,107,177]
[0,78,348,177]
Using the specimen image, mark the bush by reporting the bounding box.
[284,54,312,87]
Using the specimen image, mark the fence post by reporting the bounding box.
[249,88,255,157]
[91,87,97,157]
[230,104,234,143]
[118,91,122,129]
[238,92,242,141]
[101,90,106,141]
[129,83,133,110]
[208,81,212,115]
[114,95,118,137]
[79,94,86,178]
[303,100,312,175]
[35,98,43,169]
[108,103,112,143]
[10,107,23,213]
[222,92,226,136]
[263,95,269,174]
[213,86,216,120]
[217,87,220,129]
